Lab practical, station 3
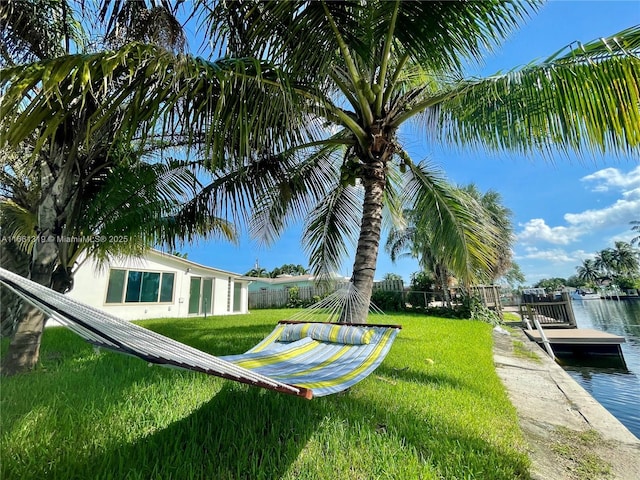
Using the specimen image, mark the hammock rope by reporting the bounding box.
[285,283,386,324]
[0,268,400,399]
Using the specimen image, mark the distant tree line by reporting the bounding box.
[244,263,309,278]
[535,222,640,292]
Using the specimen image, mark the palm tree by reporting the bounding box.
[0,137,237,374]
[0,1,235,375]
[594,243,640,281]
[386,214,456,307]
[458,184,515,283]
[269,264,310,277]
[610,241,640,277]
[386,183,509,305]
[630,220,640,246]
[2,1,639,328]
[244,267,268,278]
[576,259,601,286]
[594,248,616,280]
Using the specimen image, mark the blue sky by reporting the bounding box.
[179,0,640,286]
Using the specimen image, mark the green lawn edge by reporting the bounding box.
[1,310,530,479]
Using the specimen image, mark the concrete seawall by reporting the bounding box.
[493,326,640,480]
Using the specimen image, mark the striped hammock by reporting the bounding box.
[0,267,400,399]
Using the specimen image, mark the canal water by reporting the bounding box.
[560,299,640,439]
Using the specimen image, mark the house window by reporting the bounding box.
[105,269,175,304]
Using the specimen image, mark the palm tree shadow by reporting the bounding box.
[32,365,527,480]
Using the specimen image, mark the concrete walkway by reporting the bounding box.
[493,325,640,480]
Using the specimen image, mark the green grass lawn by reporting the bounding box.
[1,310,530,479]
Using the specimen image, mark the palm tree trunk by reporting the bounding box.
[1,238,58,375]
[1,290,50,375]
[344,160,387,324]
[440,269,451,308]
[1,152,74,375]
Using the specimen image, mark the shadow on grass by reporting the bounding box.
[2,334,192,424]
[2,318,530,479]
[46,386,322,480]
[2,322,321,480]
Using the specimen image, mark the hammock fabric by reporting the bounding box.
[0,267,400,399]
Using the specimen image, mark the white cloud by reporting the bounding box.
[517,246,587,264]
[517,218,583,245]
[581,165,640,192]
[564,195,640,229]
[515,165,640,282]
[517,182,640,246]
[623,187,640,200]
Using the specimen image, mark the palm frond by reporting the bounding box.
[303,184,363,280]
[385,225,417,263]
[248,135,352,246]
[206,1,538,78]
[0,0,84,65]
[435,26,640,155]
[386,0,539,73]
[0,42,313,166]
[0,199,37,254]
[402,161,500,284]
[53,157,234,267]
[381,153,407,232]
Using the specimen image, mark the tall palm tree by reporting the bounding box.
[385,211,456,307]
[458,184,515,283]
[386,183,509,305]
[2,1,640,329]
[594,248,616,280]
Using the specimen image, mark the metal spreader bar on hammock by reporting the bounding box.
[0,267,400,399]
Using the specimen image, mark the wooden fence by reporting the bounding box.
[372,279,404,292]
[470,285,501,310]
[248,284,334,309]
[403,285,502,313]
[249,279,403,309]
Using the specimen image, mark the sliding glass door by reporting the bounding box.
[188,277,214,315]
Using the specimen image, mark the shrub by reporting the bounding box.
[371,290,405,312]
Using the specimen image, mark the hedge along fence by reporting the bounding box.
[249,282,501,314]
[249,286,316,309]
[249,279,405,309]
[373,286,503,320]
[248,283,349,309]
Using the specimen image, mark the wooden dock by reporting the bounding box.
[517,291,627,363]
[523,327,626,363]
[523,328,625,346]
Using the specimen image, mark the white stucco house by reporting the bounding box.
[66,249,249,321]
